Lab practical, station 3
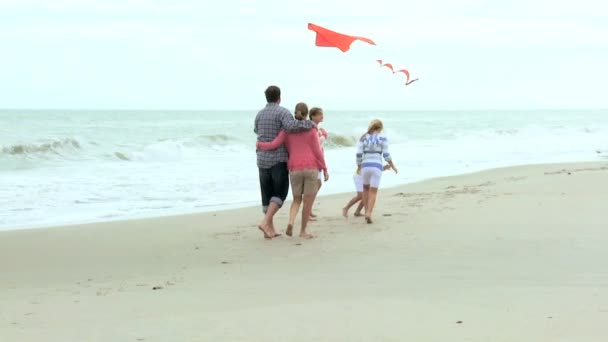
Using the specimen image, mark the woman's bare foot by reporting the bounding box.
[365,216,372,224]
[299,232,314,239]
[309,212,317,221]
[286,224,293,237]
[354,212,363,217]
[342,207,348,217]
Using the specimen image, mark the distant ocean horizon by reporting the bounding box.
[2,109,607,231]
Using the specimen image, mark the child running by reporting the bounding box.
[342,164,391,218]
[342,168,364,217]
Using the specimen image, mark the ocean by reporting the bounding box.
[1,109,607,231]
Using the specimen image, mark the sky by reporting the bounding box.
[1,0,607,110]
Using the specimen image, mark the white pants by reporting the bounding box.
[353,174,363,193]
[361,167,382,188]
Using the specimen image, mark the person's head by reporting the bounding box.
[367,119,384,134]
[309,107,324,124]
[361,119,384,139]
[294,102,309,120]
[264,85,281,104]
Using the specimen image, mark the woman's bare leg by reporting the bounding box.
[286,196,302,236]
[362,185,370,218]
[365,187,379,223]
[300,193,315,238]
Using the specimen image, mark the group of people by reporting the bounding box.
[254,85,397,240]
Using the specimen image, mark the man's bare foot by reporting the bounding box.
[267,222,282,238]
[299,233,314,239]
[286,224,293,237]
[342,207,348,217]
[365,216,372,224]
[258,225,271,239]
[354,212,363,217]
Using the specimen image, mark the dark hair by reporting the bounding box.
[264,85,281,103]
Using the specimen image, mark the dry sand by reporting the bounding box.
[1,162,608,341]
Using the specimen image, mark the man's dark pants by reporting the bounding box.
[258,162,289,213]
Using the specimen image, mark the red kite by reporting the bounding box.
[395,68,411,83]
[308,23,376,52]
[381,63,395,73]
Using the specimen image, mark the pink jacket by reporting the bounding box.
[256,128,327,173]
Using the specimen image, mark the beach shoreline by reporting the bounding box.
[2,161,608,341]
[2,159,604,233]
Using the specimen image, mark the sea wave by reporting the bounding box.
[325,134,359,148]
[1,138,81,156]
[114,151,131,161]
[197,134,240,144]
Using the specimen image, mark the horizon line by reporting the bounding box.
[2,107,607,112]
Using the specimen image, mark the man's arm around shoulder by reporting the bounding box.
[280,110,315,133]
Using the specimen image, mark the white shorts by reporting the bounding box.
[361,167,382,188]
[353,174,363,193]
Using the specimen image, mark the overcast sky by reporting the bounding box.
[1,0,607,110]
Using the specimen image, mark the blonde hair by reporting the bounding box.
[360,119,384,139]
[294,102,309,120]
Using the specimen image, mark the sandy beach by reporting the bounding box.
[1,161,607,341]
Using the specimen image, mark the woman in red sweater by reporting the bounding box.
[256,103,329,239]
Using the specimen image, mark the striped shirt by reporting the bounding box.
[356,133,392,170]
[254,103,315,169]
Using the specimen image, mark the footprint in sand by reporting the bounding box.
[96,288,112,296]
[505,176,526,181]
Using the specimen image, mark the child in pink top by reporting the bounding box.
[256,103,329,239]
